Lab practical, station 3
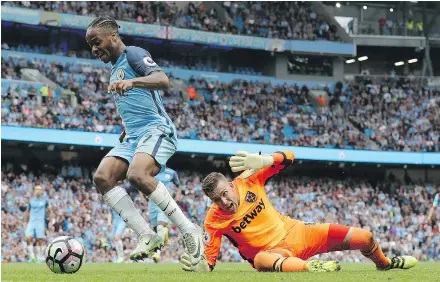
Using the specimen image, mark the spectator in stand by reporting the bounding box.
[187,85,197,101]
[1,1,339,42]
[416,21,423,36]
[2,54,439,152]
[378,16,386,35]
[407,19,414,36]
[386,18,393,35]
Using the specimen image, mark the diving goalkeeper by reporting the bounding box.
[180,150,418,273]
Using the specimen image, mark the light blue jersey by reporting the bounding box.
[434,193,439,207]
[109,46,177,141]
[156,168,180,192]
[25,197,48,239]
[28,197,48,223]
[106,46,177,168]
[149,168,180,227]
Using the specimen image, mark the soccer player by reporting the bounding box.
[149,168,180,263]
[24,185,52,262]
[108,208,127,263]
[85,16,204,266]
[426,187,439,225]
[181,151,418,272]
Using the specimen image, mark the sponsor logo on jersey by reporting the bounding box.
[232,199,265,233]
[245,191,257,203]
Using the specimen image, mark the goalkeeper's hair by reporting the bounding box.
[88,16,120,34]
[202,172,225,196]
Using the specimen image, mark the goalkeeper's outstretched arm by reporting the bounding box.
[229,150,295,185]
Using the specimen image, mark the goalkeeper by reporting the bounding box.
[180,150,418,273]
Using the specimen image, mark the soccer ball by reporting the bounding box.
[45,236,85,274]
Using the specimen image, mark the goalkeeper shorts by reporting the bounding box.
[267,222,350,260]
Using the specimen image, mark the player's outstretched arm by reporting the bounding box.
[229,150,295,185]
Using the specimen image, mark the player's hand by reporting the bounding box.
[180,252,210,272]
[108,80,133,95]
[119,129,126,143]
[229,151,273,172]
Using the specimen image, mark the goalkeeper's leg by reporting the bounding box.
[253,250,340,272]
[325,224,417,270]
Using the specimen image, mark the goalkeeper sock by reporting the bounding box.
[103,186,155,238]
[254,252,306,272]
[349,227,390,269]
[148,181,195,234]
[115,239,124,259]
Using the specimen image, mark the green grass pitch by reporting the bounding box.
[2,262,440,282]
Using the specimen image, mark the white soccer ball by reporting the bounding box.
[45,236,85,274]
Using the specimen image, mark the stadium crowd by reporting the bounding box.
[2,43,262,75]
[2,54,440,152]
[1,164,439,263]
[2,1,338,41]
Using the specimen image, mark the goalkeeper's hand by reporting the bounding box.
[229,151,274,172]
[180,252,210,272]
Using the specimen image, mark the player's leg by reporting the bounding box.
[297,223,388,268]
[152,205,171,263]
[149,201,164,263]
[93,145,156,252]
[156,221,169,246]
[36,239,45,262]
[128,133,204,264]
[149,201,171,245]
[253,249,340,273]
[113,222,126,263]
[25,224,36,262]
[326,225,417,270]
[35,222,46,262]
[128,134,195,233]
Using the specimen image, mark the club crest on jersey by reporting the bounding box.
[245,191,257,203]
[143,56,157,67]
[116,68,125,80]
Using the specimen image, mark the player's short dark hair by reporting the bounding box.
[87,16,120,34]
[202,172,224,197]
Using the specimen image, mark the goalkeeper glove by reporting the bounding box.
[229,151,274,172]
[180,252,210,272]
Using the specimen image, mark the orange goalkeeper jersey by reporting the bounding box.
[203,151,298,268]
